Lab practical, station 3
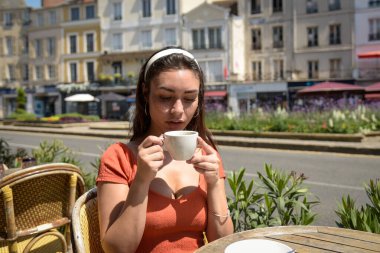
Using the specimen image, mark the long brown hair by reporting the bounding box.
[130,46,217,150]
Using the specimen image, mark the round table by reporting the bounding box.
[195,225,380,253]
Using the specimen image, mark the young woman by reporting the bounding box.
[97,47,233,253]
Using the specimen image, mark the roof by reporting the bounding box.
[297,82,364,94]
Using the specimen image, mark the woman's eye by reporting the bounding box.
[159,96,171,101]
[184,97,197,102]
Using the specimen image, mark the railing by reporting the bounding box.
[369,33,380,41]
[273,41,284,48]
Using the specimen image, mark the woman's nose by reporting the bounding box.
[171,99,184,114]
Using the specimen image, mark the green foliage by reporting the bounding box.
[0,138,28,168]
[206,106,380,134]
[227,164,319,232]
[7,110,37,121]
[16,87,27,111]
[335,179,380,234]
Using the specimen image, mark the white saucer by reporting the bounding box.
[225,239,294,253]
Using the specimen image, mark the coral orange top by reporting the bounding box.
[96,142,225,253]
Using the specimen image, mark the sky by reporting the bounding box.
[25,0,41,8]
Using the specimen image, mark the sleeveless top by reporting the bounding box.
[96,142,225,253]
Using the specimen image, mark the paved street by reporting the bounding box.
[2,130,379,227]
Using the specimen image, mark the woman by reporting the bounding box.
[97,47,233,253]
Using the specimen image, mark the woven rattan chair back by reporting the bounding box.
[72,187,104,253]
[0,163,85,253]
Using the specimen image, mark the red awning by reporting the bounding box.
[358,51,380,59]
[365,93,380,100]
[365,82,380,92]
[204,91,227,97]
[297,82,364,94]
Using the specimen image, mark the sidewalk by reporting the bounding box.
[1,122,380,156]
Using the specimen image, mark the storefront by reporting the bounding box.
[229,82,288,115]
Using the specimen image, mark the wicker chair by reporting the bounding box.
[72,187,103,253]
[0,163,85,253]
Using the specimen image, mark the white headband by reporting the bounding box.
[144,48,199,81]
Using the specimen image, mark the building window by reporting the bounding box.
[6,36,13,56]
[308,60,318,79]
[8,65,15,81]
[273,59,284,80]
[69,35,77,53]
[329,0,341,11]
[251,0,261,14]
[113,2,122,20]
[70,63,78,82]
[165,28,177,46]
[329,24,341,45]
[35,39,42,57]
[48,65,56,79]
[166,0,176,15]
[86,62,95,82]
[23,36,29,55]
[273,0,283,12]
[142,0,151,18]
[112,61,122,77]
[273,26,283,48]
[369,18,380,41]
[49,10,57,25]
[4,12,13,26]
[86,5,95,19]
[208,27,222,49]
[23,64,29,81]
[252,61,262,80]
[306,0,318,14]
[35,66,43,80]
[86,33,94,52]
[70,7,80,21]
[112,33,122,50]
[251,28,261,50]
[329,58,341,78]
[141,30,152,49]
[307,27,318,47]
[22,10,31,25]
[369,0,380,7]
[202,60,223,82]
[47,37,55,56]
[37,13,44,27]
[192,29,206,49]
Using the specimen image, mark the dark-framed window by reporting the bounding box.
[252,61,262,80]
[166,0,176,15]
[208,27,222,49]
[251,28,261,50]
[329,24,341,45]
[70,7,80,21]
[113,2,122,20]
[86,5,95,19]
[86,62,95,82]
[369,0,380,7]
[86,33,94,52]
[306,0,318,14]
[70,62,78,82]
[273,0,283,13]
[142,0,151,17]
[308,60,319,79]
[251,0,261,14]
[273,26,283,48]
[307,27,318,47]
[70,35,77,53]
[192,29,206,49]
[329,0,341,11]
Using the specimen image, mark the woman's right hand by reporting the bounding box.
[135,135,164,184]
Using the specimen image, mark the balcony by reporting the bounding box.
[252,44,262,50]
[251,7,261,15]
[273,41,284,49]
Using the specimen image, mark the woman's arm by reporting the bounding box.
[98,136,165,253]
[189,137,234,242]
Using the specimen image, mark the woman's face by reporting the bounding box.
[147,69,200,136]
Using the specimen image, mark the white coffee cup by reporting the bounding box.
[163,130,198,160]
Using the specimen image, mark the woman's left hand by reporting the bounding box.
[188,137,221,185]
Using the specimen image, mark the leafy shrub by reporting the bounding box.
[227,164,319,232]
[335,179,380,234]
[7,110,37,121]
[0,138,28,168]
